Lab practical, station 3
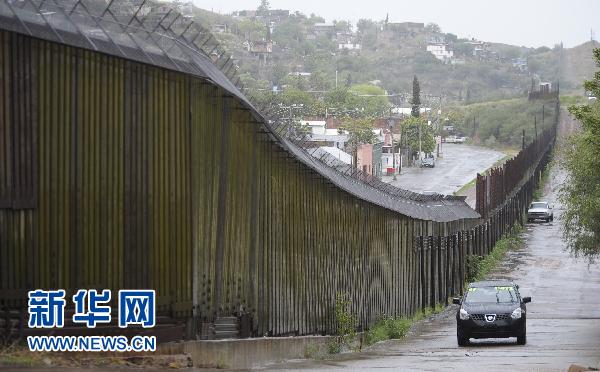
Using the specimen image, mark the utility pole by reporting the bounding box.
[388,112,397,181]
[522,129,525,150]
[335,70,338,89]
[542,104,545,125]
[437,95,443,158]
[418,122,422,162]
[398,121,402,174]
[534,116,538,138]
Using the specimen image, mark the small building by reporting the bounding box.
[387,22,425,36]
[357,142,383,178]
[242,40,273,64]
[313,22,335,35]
[511,58,528,72]
[539,82,552,94]
[288,71,312,77]
[309,133,348,149]
[211,24,228,33]
[339,42,361,51]
[232,9,257,18]
[300,120,327,135]
[426,43,454,63]
[392,107,431,116]
[382,146,401,175]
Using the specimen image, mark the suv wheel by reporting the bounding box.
[457,330,469,346]
[517,330,526,345]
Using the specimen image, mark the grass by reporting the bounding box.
[364,304,446,346]
[454,154,512,196]
[466,225,524,284]
[559,95,587,106]
[452,97,558,150]
[0,354,39,368]
[454,178,476,196]
[532,167,551,201]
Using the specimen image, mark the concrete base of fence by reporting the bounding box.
[159,335,336,369]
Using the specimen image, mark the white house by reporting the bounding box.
[381,147,401,174]
[391,107,432,116]
[299,120,326,135]
[426,43,454,63]
[338,42,361,50]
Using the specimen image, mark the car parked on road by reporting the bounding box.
[421,156,435,168]
[444,135,468,144]
[527,201,554,222]
[454,280,531,346]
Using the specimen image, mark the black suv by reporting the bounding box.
[453,280,531,346]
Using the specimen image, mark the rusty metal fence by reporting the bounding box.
[476,102,558,218]
[0,0,558,342]
[413,118,556,311]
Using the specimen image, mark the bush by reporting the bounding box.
[466,255,484,282]
[330,292,357,353]
[364,315,411,346]
[465,226,523,283]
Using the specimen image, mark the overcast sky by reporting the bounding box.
[192,0,600,48]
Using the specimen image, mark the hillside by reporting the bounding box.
[527,41,599,94]
[448,97,558,150]
[186,4,596,105]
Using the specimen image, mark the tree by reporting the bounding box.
[560,48,600,260]
[325,87,351,108]
[280,87,316,108]
[411,76,421,117]
[257,0,269,16]
[425,23,441,33]
[348,84,390,117]
[345,73,353,87]
[402,116,436,156]
[338,117,378,165]
[238,19,267,41]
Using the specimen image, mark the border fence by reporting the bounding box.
[412,113,557,312]
[1,0,558,342]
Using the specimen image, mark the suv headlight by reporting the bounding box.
[459,308,470,320]
[511,307,523,319]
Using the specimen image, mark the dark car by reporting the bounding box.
[453,280,531,346]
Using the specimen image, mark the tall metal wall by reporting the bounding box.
[0,30,554,339]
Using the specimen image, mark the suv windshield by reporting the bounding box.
[530,202,547,209]
[464,286,518,304]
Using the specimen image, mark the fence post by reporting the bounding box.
[420,236,425,312]
[439,236,446,306]
[430,237,436,309]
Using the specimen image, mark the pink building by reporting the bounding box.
[356,143,374,175]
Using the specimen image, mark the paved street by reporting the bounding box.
[383,144,506,195]
[267,161,600,371]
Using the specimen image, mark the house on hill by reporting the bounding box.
[426,43,454,63]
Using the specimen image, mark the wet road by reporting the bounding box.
[268,163,600,371]
[382,144,505,195]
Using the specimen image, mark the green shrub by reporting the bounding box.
[364,315,412,346]
[326,340,341,355]
[330,292,358,353]
[466,254,484,282]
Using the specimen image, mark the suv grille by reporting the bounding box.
[471,313,510,321]
[530,212,546,217]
